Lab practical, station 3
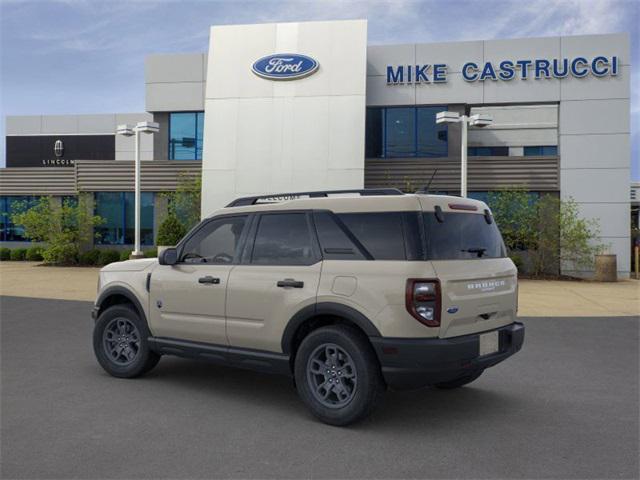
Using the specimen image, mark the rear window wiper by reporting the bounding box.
[461,247,487,258]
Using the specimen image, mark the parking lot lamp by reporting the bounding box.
[436,111,492,197]
[116,122,159,259]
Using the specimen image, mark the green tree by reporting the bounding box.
[488,188,538,252]
[156,213,187,246]
[531,196,605,275]
[11,196,104,265]
[163,173,201,231]
[488,189,604,277]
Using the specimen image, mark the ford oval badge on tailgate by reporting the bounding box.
[447,306,459,314]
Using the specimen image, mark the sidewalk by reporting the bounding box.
[518,279,639,317]
[0,261,638,317]
[0,262,99,302]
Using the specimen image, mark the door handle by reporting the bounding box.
[277,279,304,288]
[198,276,220,285]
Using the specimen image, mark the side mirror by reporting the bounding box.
[158,247,178,266]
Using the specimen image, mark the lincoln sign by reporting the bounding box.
[386,55,620,84]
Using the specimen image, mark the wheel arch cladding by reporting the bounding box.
[281,302,381,355]
[96,286,147,326]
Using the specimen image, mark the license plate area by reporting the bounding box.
[479,331,499,357]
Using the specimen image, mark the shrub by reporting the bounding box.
[79,249,101,266]
[25,246,44,261]
[10,248,27,261]
[98,250,121,266]
[144,248,158,258]
[11,196,104,265]
[11,195,103,264]
[120,250,133,262]
[0,248,10,261]
[43,243,78,265]
[534,196,604,275]
[157,213,186,246]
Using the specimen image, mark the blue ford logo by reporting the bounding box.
[447,306,459,314]
[252,53,319,80]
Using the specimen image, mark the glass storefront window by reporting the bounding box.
[468,146,509,156]
[365,106,448,158]
[0,196,39,242]
[416,107,448,157]
[95,192,154,245]
[524,146,558,156]
[365,108,383,158]
[169,112,204,160]
[386,108,415,157]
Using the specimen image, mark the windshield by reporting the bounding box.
[423,212,506,260]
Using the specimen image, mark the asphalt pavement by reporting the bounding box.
[1,295,638,479]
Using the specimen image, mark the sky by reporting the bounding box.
[1,0,638,179]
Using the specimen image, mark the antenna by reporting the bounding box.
[416,169,438,194]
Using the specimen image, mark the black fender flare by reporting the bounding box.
[95,286,148,325]
[281,302,381,354]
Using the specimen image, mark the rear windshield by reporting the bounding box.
[423,212,506,260]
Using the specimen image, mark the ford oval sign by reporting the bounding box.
[252,53,319,80]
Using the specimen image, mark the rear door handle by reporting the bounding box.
[277,279,304,288]
[198,276,220,285]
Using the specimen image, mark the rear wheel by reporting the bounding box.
[434,370,483,389]
[294,325,384,426]
[93,304,160,378]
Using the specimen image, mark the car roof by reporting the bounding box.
[207,193,490,217]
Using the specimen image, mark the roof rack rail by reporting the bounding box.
[225,188,404,207]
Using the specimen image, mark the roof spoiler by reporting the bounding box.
[225,188,404,207]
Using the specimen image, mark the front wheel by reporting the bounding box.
[93,304,160,378]
[294,325,384,426]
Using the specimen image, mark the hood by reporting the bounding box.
[100,258,157,273]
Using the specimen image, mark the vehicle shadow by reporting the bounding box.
[139,355,528,432]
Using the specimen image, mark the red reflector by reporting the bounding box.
[448,203,478,211]
[382,347,398,355]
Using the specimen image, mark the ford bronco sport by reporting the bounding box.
[92,189,524,425]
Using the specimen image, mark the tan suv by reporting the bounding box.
[92,189,524,425]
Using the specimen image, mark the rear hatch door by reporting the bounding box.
[420,202,517,338]
[432,258,517,338]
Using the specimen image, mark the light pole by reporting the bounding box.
[116,121,159,259]
[436,111,492,197]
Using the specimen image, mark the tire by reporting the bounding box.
[294,325,384,426]
[434,370,483,389]
[93,304,160,378]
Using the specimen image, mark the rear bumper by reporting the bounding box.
[370,322,524,390]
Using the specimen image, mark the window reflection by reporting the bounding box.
[169,112,204,160]
[95,192,154,245]
[0,196,39,242]
[365,107,448,158]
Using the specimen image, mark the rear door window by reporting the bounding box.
[423,212,506,260]
[251,213,318,265]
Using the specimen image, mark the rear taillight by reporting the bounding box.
[406,279,441,327]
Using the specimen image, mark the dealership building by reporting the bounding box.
[0,20,633,277]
